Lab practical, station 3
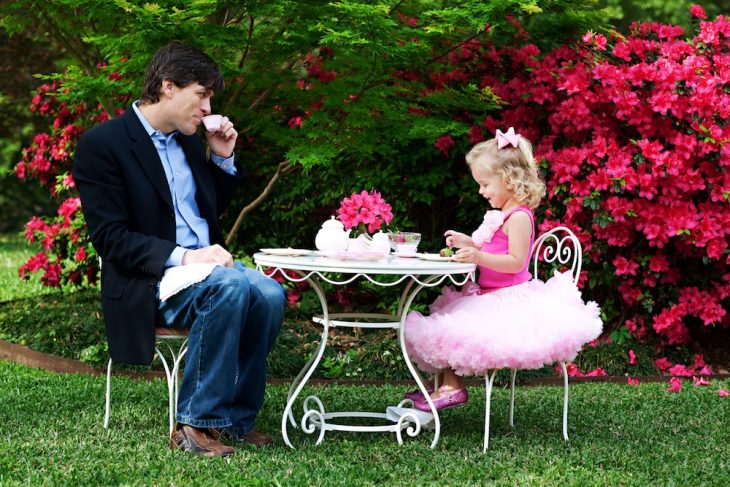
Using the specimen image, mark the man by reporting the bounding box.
[73,42,285,457]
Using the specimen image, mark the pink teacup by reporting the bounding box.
[202,114,223,131]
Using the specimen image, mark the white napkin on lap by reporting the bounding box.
[158,263,220,302]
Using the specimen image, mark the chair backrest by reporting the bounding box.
[530,226,582,286]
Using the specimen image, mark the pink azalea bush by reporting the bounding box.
[337,190,394,235]
[15,82,103,287]
[419,9,730,348]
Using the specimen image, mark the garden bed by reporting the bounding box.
[1,287,727,385]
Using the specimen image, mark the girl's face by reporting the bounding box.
[471,163,517,211]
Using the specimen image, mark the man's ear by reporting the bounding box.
[161,80,176,98]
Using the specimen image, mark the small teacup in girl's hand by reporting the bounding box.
[202,114,223,131]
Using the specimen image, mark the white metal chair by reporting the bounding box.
[482,226,583,452]
[103,327,189,435]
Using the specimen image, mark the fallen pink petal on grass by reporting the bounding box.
[719,389,729,397]
[627,377,640,386]
[667,377,682,393]
[692,376,711,386]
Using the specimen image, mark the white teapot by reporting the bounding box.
[315,216,350,252]
[369,231,391,256]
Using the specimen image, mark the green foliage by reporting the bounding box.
[0,288,104,360]
[1,0,610,257]
[576,341,663,376]
[599,0,730,32]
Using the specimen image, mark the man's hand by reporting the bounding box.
[205,116,238,158]
[444,230,473,249]
[182,244,234,268]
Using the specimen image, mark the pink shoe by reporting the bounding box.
[414,386,468,412]
[403,387,434,402]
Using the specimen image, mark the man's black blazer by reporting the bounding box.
[73,106,244,364]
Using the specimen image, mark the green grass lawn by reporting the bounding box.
[1,360,728,485]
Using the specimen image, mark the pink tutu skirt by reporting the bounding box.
[404,271,603,376]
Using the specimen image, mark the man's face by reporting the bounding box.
[163,81,213,135]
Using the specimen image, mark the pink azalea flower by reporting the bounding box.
[583,367,607,377]
[690,4,707,19]
[655,357,673,371]
[627,377,640,386]
[668,364,694,377]
[336,190,393,234]
[692,376,711,387]
[696,366,714,376]
[434,134,455,157]
[693,354,706,369]
[613,255,639,276]
[719,389,729,398]
[667,377,682,393]
[628,349,637,365]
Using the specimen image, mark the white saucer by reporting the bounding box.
[416,253,455,262]
[260,248,313,256]
[393,252,417,258]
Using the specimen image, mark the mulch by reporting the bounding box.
[1,339,728,386]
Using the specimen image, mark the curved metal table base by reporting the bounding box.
[254,253,474,449]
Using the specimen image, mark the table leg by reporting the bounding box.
[281,272,331,449]
[397,275,443,449]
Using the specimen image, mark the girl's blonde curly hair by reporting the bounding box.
[465,135,546,209]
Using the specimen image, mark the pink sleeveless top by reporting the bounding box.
[476,206,535,291]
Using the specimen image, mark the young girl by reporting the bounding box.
[405,128,603,412]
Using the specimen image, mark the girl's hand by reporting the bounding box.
[453,247,482,264]
[444,230,473,249]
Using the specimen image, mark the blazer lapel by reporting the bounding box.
[122,108,174,210]
[177,134,215,219]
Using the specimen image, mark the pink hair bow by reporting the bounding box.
[496,127,520,149]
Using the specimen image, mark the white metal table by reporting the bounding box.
[253,252,475,449]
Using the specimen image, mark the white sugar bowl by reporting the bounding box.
[315,216,350,252]
[369,231,391,256]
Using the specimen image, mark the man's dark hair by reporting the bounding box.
[140,41,225,104]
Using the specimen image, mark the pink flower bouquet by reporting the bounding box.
[337,190,393,236]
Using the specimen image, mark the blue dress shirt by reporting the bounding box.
[132,102,236,267]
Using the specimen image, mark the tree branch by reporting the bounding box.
[388,0,407,16]
[238,16,255,69]
[225,160,296,245]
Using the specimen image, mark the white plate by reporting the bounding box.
[416,253,455,262]
[393,252,418,258]
[320,251,386,261]
[260,248,313,256]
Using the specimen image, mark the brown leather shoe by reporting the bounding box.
[211,428,274,447]
[169,423,235,457]
[233,430,274,447]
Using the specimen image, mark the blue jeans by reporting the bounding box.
[157,262,285,434]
